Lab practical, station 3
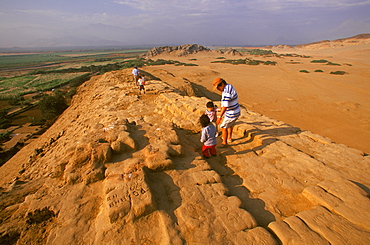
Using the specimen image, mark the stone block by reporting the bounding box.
[236,227,278,245]
[303,179,370,230]
[90,142,112,168]
[269,216,329,244]
[297,206,370,244]
[104,166,156,224]
[144,144,174,171]
[117,131,136,150]
[110,141,125,154]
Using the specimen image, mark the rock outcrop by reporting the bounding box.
[0,68,369,244]
[141,44,245,58]
[224,48,243,56]
[141,44,211,58]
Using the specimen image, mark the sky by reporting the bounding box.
[0,0,370,48]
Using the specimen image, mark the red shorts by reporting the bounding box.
[202,144,217,157]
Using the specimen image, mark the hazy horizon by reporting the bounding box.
[1,0,370,48]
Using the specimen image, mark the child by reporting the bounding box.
[199,114,217,158]
[138,76,146,94]
[205,101,219,136]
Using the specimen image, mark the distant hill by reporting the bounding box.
[265,33,370,50]
[140,44,245,58]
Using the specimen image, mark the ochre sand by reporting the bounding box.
[144,44,370,153]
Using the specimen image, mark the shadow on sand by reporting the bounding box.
[204,121,303,227]
[230,121,302,156]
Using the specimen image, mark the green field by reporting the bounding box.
[0,48,149,99]
[0,73,88,99]
[0,49,148,69]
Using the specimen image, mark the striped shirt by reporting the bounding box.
[221,84,240,119]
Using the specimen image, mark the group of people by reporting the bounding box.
[200,78,240,158]
[132,67,146,94]
[133,66,238,158]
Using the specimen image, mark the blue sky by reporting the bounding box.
[1,0,370,48]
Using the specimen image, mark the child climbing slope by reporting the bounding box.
[138,76,146,94]
[205,101,219,136]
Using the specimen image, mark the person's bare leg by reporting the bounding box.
[227,126,233,142]
[222,128,228,145]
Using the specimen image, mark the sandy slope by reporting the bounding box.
[144,45,370,153]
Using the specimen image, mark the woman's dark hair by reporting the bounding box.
[200,114,210,127]
[217,78,227,88]
[206,101,214,108]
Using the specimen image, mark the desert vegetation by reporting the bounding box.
[310,59,341,66]
[38,91,68,122]
[330,71,347,75]
[237,48,311,58]
[326,62,341,66]
[211,58,276,65]
[280,53,311,58]
[286,61,301,64]
[0,109,10,129]
[299,69,347,74]
[310,59,329,63]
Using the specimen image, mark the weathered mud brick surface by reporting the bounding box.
[303,178,370,230]
[297,206,370,244]
[104,160,156,223]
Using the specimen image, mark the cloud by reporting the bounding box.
[258,0,370,9]
[17,9,64,17]
[332,19,370,37]
[12,8,127,28]
[112,0,370,25]
[1,0,369,47]
[335,0,370,7]
[113,0,229,13]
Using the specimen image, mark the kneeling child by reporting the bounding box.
[199,114,217,158]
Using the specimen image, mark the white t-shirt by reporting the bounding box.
[132,68,139,76]
[138,78,145,85]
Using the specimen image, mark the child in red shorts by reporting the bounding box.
[199,114,217,158]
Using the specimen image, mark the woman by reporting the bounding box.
[213,78,240,147]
